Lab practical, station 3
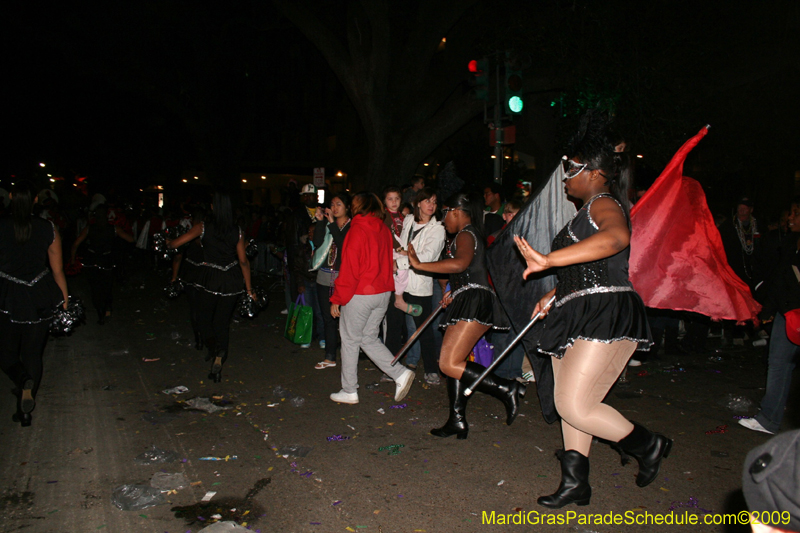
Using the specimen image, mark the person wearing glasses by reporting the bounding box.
[408,192,524,440]
[514,111,667,509]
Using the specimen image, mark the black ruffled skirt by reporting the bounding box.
[537,290,653,358]
[186,264,244,297]
[0,273,64,324]
[440,287,509,331]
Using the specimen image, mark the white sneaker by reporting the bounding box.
[280,309,289,315]
[300,343,311,349]
[330,390,359,404]
[394,368,415,402]
[628,358,642,367]
[738,418,774,434]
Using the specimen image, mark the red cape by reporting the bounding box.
[630,127,760,321]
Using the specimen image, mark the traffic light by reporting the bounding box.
[504,54,523,115]
[468,58,489,101]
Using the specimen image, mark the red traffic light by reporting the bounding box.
[468,59,480,73]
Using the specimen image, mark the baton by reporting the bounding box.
[390,304,444,366]
[464,295,556,396]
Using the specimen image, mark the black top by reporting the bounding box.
[201,223,240,268]
[552,194,633,306]
[756,231,800,318]
[313,219,350,271]
[0,217,56,280]
[448,225,492,296]
[0,216,64,323]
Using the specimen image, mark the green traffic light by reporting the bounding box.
[508,96,523,113]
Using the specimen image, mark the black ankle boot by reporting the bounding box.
[209,350,227,383]
[616,422,673,487]
[431,377,469,439]
[461,362,526,425]
[20,376,35,414]
[194,331,204,351]
[537,450,591,508]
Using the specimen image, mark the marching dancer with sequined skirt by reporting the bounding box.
[0,182,70,427]
[168,192,254,382]
[514,112,669,508]
[408,192,525,440]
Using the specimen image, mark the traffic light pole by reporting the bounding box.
[493,55,503,184]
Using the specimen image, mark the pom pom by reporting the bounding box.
[164,280,183,299]
[238,288,269,319]
[51,296,86,335]
[153,226,189,261]
[245,239,258,260]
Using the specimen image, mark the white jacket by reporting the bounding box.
[395,214,446,297]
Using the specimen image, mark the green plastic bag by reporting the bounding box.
[284,294,313,345]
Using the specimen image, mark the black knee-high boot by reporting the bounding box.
[460,362,526,425]
[616,421,673,487]
[538,450,591,508]
[430,377,470,439]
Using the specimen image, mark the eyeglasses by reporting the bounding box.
[561,156,587,180]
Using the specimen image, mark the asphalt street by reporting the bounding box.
[1,268,797,533]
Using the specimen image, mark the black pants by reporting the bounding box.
[185,286,201,334]
[195,290,239,353]
[88,268,114,317]
[0,316,50,396]
[316,283,340,361]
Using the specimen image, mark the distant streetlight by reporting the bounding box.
[490,155,496,159]
[423,163,429,166]
[193,176,199,180]
[39,163,45,168]
[182,179,188,183]
[49,178,55,183]
[336,171,343,177]
[261,176,266,180]
[242,179,247,183]
[636,154,643,159]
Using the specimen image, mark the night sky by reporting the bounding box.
[4,1,799,218]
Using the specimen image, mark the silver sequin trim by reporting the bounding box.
[586,193,624,230]
[450,283,495,299]
[0,269,49,287]
[83,264,115,271]
[185,259,238,271]
[181,281,244,297]
[0,299,64,324]
[439,317,510,330]
[200,222,205,240]
[556,285,635,307]
[538,336,653,359]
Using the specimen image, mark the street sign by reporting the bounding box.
[490,126,516,146]
[313,167,325,188]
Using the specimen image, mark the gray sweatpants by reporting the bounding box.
[339,292,408,394]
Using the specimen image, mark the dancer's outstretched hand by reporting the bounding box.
[513,235,549,278]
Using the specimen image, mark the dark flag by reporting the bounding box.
[487,165,576,423]
[629,126,761,322]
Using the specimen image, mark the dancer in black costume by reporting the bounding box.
[408,193,524,439]
[0,182,70,426]
[168,192,254,382]
[70,204,134,324]
[514,112,669,508]
[171,206,206,350]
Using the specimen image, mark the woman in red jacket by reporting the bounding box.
[329,192,415,405]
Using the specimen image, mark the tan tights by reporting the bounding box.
[438,321,490,379]
[552,339,636,456]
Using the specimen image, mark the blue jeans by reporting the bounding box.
[755,312,799,433]
[491,326,525,380]
[405,315,421,366]
[302,279,324,342]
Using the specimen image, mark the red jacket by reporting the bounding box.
[331,214,394,306]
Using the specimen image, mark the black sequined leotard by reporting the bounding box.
[537,194,652,358]
[439,225,509,330]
